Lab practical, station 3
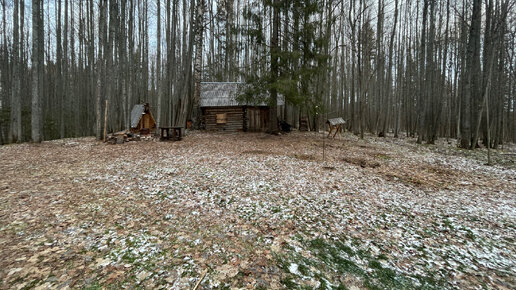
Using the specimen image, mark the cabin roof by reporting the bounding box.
[200,82,249,107]
[200,82,284,107]
[130,104,146,128]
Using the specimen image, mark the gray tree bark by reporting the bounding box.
[156,0,162,128]
[268,0,279,134]
[31,0,42,142]
[416,0,428,144]
[96,0,107,140]
[9,0,21,143]
[461,0,482,149]
[192,0,205,128]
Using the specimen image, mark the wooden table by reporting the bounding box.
[160,127,183,141]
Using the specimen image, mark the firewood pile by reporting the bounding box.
[106,130,141,144]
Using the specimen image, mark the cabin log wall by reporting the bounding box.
[204,107,244,131]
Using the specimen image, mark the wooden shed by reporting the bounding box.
[130,103,156,134]
[200,82,284,132]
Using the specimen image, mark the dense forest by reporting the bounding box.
[1,0,515,149]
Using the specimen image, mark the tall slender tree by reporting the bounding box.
[461,0,482,149]
[31,0,42,142]
[192,0,205,128]
[156,0,162,128]
[268,0,280,134]
[10,0,21,143]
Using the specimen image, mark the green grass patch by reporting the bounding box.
[375,153,392,160]
[84,281,102,290]
[20,279,40,290]
[275,236,447,289]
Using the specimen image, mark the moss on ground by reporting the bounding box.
[275,236,448,289]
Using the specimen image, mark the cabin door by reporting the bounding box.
[247,108,269,132]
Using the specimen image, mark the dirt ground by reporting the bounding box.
[0,131,515,289]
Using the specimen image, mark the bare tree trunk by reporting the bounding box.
[56,0,64,138]
[416,0,428,143]
[192,0,205,128]
[431,0,450,142]
[156,0,162,128]
[105,0,117,134]
[120,0,128,129]
[142,3,148,101]
[375,0,384,136]
[88,0,95,134]
[1,0,8,143]
[424,0,436,144]
[226,0,234,81]
[380,0,398,137]
[63,0,69,137]
[268,0,279,134]
[349,0,357,134]
[70,0,77,136]
[458,0,468,143]
[96,0,107,140]
[31,0,42,142]
[166,0,178,126]
[462,0,482,149]
[174,0,195,127]
[9,0,21,143]
[127,0,134,128]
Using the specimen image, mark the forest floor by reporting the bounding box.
[0,131,515,289]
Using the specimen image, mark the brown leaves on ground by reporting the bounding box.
[0,131,515,289]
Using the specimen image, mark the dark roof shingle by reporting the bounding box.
[200,82,284,107]
[130,104,145,128]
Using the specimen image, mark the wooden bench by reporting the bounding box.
[326,118,346,139]
[160,127,183,141]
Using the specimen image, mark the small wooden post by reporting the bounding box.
[327,126,334,138]
[333,124,341,138]
[103,99,109,142]
[486,85,492,166]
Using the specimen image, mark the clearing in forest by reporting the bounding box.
[0,132,515,289]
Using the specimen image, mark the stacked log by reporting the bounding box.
[106,130,141,144]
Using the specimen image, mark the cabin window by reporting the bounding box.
[216,113,227,124]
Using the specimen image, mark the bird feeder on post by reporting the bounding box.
[326,117,346,139]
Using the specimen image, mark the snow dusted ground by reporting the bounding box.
[0,131,514,289]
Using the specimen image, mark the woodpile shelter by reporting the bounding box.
[200,82,284,132]
[130,103,156,134]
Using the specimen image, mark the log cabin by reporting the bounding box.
[200,82,284,132]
